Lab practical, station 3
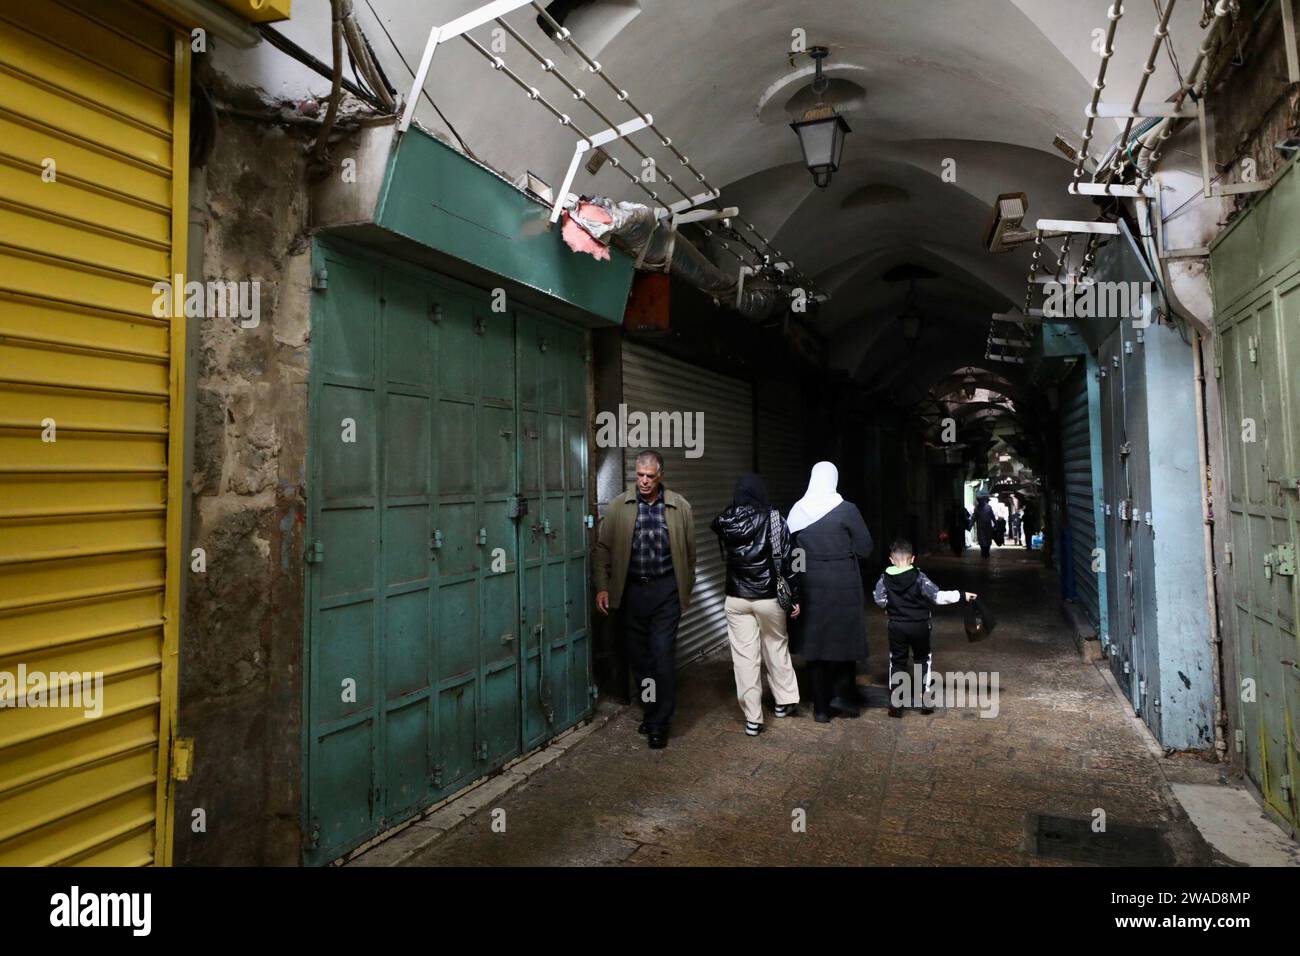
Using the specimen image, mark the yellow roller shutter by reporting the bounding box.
[0,0,188,866]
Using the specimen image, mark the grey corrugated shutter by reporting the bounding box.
[755,381,807,514]
[620,341,753,667]
[1061,362,1100,630]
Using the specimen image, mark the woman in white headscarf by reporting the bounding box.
[788,462,874,722]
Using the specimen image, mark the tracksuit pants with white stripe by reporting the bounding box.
[887,621,933,707]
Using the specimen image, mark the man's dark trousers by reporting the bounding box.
[622,573,681,732]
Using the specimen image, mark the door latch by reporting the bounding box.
[477,527,488,545]
[1265,543,1295,579]
[500,632,515,646]
[305,540,325,564]
[430,529,443,552]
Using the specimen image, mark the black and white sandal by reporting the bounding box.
[745,720,763,736]
[774,702,799,718]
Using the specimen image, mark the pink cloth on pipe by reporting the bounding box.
[561,201,613,260]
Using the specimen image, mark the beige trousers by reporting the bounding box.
[724,595,801,724]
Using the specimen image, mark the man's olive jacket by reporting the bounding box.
[593,487,696,611]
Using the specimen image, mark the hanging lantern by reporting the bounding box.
[789,47,850,188]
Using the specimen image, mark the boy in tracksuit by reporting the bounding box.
[872,539,976,718]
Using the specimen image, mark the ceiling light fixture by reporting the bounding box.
[789,47,850,189]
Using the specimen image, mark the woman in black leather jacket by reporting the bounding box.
[710,473,802,736]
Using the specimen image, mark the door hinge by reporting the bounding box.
[429,302,442,323]
[477,740,489,761]
[477,527,487,545]
[1247,334,1258,363]
[312,267,328,290]
[431,765,444,788]
[1273,542,1296,576]
[584,514,594,529]
[306,819,321,850]
[1281,774,1293,800]
[171,737,194,781]
[305,540,324,564]
[1224,543,1233,565]
[1234,728,1244,753]
[430,529,443,554]
[589,684,599,700]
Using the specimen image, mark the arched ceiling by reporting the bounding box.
[223,1,1211,386]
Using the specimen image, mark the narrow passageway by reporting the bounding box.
[399,548,1209,866]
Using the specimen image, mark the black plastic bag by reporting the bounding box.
[964,595,997,642]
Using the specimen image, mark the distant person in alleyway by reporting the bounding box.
[1022,500,1040,547]
[712,473,802,737]
[594,450,696,750]
[993,513,1006,548]
[969,493,996,558]
[967,496,993,556]
[787,461,874,723]
[946,501,968,557]
[873,539,977,718]
[1009,501,1023,546]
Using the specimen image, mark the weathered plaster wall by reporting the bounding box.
[174,82,314,865]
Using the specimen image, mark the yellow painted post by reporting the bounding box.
[153,31,191,868]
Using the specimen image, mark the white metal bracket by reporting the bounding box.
[398,0,540,133]
[552,115,652,223]
[736,265,754,309]
[1069,182,1155,198]
[1035,219,1120,235]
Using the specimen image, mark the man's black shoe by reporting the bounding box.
[888,706,904,718]
[813,711,832,723]
[829,696,861,718]
[647,731,668,749]
[637,721,649,735]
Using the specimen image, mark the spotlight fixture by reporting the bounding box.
[790,47,850,189]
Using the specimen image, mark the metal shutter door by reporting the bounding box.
[756,381,806,514]
[0,0,187,865]
[1061,362,1101,631]
[620,342,753,668]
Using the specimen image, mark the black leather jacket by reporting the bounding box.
[710,505,797,601]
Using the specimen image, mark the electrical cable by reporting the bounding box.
[360,0,480,162]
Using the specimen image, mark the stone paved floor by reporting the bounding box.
[403,549,1214,866]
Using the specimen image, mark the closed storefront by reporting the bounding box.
[1059,358,1105,641]
[756,379,808,514]
[1209,155,1300,831]
[1091,223,1213,751]
[0,0,190,865]
[619,342,754,667]
[303,242,593,863]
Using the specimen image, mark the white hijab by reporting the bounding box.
[787,461,844,533]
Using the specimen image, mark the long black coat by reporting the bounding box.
[789,501,874,662]
[969,501,996,547]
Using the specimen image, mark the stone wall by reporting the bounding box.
[174,82,314,865]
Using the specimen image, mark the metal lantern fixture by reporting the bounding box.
[790,47,850,188]
[962,370,979,399]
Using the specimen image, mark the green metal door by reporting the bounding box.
[1214,267,1300,829]
[304,242,591,863]
[516,309,593,748]
[1210,156,1300,829]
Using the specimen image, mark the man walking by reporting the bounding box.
[594,450,696,749]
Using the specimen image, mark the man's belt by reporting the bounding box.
[628,570,674,585]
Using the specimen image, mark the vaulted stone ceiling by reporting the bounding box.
[236,1,1211,400]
